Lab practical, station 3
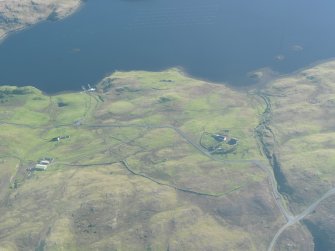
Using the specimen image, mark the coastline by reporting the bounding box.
[0,0,83,45]
[1,57,335,250]
[2,56,335,96]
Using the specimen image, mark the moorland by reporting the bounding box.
[0,62,335,250]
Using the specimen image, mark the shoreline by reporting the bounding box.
[2,57,335,97]
[0,0,83,45]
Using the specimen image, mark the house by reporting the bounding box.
[40,160,50,165]
[212,134,227,142]
[83,84,96,92]
[88,84,96,92]
[50,135,70,142]
[34,164,48,171]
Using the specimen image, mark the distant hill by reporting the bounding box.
[0,0,81,41]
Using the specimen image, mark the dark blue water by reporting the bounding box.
[1,0,335,93]
[304,219,335,251]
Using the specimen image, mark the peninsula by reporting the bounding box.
[0,0,81,42]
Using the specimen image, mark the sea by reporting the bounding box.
[0,0,335,94]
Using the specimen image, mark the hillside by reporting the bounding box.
[0,64,334,250]
[261,61,335,250]
[0,0,81,41]
[0,69,282,251]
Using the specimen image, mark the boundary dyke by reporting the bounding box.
[120,160,239,198]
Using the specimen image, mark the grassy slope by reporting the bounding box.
[3,63,335,250]
[0,69,286,250]
[263,61,335,213]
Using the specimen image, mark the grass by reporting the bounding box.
[50,93,97,124]
[0,67,304,250]
[262,60,335,212]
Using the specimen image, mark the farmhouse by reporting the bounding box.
[200,131,239,155]
[212,134,227,142]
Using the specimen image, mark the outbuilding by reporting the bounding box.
[40,160,50,165]
[34,164,48,171]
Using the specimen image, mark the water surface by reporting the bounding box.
[0,0,335,93]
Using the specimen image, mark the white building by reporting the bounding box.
[34,164,48,171]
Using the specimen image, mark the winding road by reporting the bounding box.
[268,187,335,251]
[252,160,293,222]
[253,92,335,250]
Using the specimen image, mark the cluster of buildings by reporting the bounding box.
[212,133,238,146]
[200,131,239,155]
[27,157,54,171]
[81,84,96,92]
